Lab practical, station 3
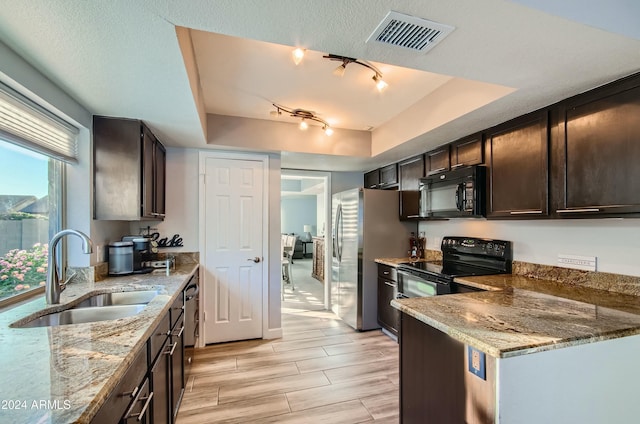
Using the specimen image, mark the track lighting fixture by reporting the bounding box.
[272,104,333,136]
[323,54,388,92]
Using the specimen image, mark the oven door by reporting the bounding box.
[397,269,451,298]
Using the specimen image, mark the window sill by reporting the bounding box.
[0,286,44,313]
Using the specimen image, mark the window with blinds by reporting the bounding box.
[0,82,78,163]
[0,82,66,305]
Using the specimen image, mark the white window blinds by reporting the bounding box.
[0,82,79,163]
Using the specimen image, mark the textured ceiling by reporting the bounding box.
[0,0,638,171]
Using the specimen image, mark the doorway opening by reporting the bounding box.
[280,170,331,314]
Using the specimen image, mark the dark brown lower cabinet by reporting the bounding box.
[91,347,149,424]
[91,287,188,424]
[400,313,495,424]
[150,337,170,424]
[377,264,399,338]
[170,312,185,420]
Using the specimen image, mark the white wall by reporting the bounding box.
[419,218,640,277]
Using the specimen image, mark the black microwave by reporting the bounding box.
[419,165,486,218]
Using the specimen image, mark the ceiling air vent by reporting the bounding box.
[367,11,455,53]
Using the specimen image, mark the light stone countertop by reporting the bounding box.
[0,263,198,424]
[392,273,640,358]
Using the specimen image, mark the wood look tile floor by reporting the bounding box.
[177,266,399,423]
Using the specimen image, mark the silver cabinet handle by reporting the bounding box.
[382,271,390,275]
[556,208,600,213]
[247,257,261,263]
[136,392,153,422]
[122,385,139,398]
[164,342,178,356]
[509,210,543,215]
[405,215,420,218]
[172,325,184,338]
[384,281,397,288]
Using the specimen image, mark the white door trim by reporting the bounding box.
[281,169,332,310]
[199,150,270,344]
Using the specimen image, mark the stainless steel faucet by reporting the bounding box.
[46,229,93,304]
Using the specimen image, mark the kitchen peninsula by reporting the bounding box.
[392,272,640,423]
[0,262,198,424]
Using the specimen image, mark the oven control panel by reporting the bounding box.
[441,237,512,259]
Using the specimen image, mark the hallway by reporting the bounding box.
[176,260,399,423]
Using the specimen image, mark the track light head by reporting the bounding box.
[292,48,305,65]
[323,54,388,91]
[373,74,388,92]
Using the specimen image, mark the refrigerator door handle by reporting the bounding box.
[332,203,341,260]
[336,204,343,262]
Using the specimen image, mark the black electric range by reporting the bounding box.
[397,237,512,297]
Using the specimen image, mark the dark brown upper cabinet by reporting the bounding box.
[378,163,398,189]
[426,145,451,175]
[552,73,640,217]
[398,155,424,220]
[94,116,166,221]
[365,164,398,189]
[451,133,484,169]
[485,110,550,219]
[364,169,379,189]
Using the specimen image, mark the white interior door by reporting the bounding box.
[202,156,264,343]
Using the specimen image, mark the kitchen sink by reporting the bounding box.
[75,290,159,308]
[13,304,147,328]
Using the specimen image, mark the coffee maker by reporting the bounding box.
[122,236,154,274]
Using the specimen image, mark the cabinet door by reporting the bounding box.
[154,141,166,218]
[171,313,185,419]
[377,277,398,335]
[398,155,424,220]
[93,116,143,220]
[364,169,380,189]
[426,145,451,175]
[122,378,152,424]
[554,78,640,216]
[150,338,170,424]
[141,127,156,219]
[486,110,549,218]
[451,133,484,168]
[378,163,398,189]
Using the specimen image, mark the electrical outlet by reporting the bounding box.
[558,254,596,271]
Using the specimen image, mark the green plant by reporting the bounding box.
[0,243,48,299]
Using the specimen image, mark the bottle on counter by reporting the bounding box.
[409,232,418,261]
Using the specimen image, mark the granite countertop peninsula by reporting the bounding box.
[392,273,640,359]
[0,263,199,424]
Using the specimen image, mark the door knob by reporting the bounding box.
[247,257,261,263]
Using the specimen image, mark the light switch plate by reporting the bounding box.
[558,254,597,271]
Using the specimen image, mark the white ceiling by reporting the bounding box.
[0,0,638,172]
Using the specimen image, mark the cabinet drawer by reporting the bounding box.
[377,264,397,281]
[150,312,170,364]
[91,347,148,424]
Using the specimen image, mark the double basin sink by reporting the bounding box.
[13,290,160,328]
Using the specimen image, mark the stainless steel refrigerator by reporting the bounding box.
[331,188,412,330]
